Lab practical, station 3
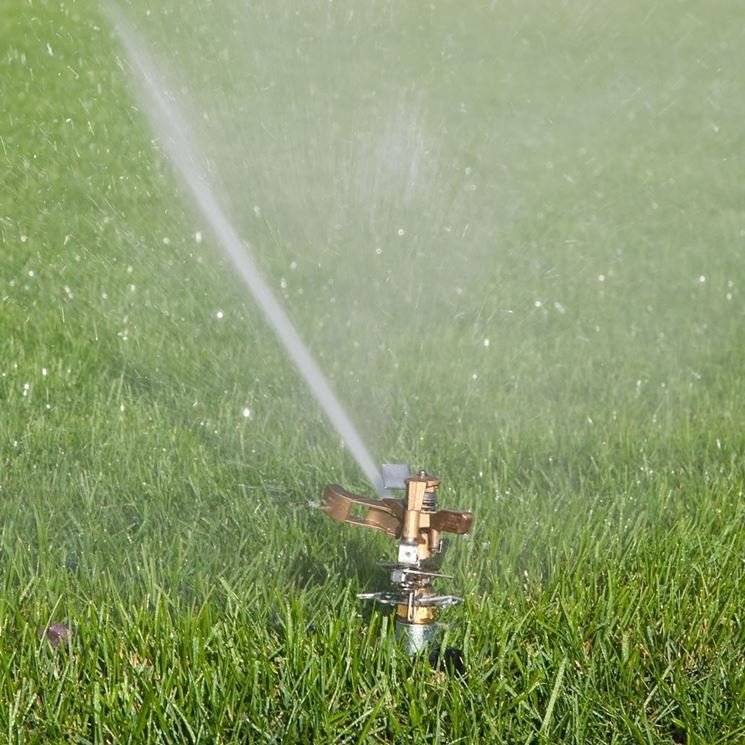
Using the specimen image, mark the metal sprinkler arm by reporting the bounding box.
[321,481,473,546]
[322,484,404,538]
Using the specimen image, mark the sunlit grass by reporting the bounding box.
[2,0,744,742]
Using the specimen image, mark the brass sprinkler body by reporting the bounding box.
[322,466,473,655]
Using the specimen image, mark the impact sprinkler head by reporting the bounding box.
[322,464,473,657]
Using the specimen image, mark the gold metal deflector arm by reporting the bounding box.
[322,484,473,540]
[321,485,403,537]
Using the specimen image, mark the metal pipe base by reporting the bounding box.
[395,620,437,656]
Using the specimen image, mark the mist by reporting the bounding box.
[106,0,744,475]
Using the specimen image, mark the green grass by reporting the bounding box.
[2,0,745,741]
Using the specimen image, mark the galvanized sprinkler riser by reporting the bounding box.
[321,465,473,655]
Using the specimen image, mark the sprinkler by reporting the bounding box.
[322,465,473,659]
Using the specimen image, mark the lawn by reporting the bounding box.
[1,0,744,742]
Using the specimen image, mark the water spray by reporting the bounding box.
[322,464,473,658]
[107,4,385,494]
[109,8,474,660]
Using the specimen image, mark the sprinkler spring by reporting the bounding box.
[321,465,473,657]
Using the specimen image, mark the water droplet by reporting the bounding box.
[598,274,605,282]
[290,261,297,270]
[375,248,382,255]
[397,228,405,236]
[216,310,224,320]
[194,231,203,244]
[127,265,133,274]
[483,338,490,347]
[162,237,170,245]
[534,300,542,308]
[241,407,251,418]
[280,278,287,289]
[42,368,48,377]
[698,275,706,283]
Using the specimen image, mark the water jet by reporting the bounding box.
[107,3,384,494]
